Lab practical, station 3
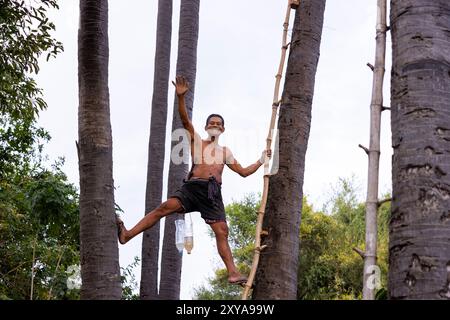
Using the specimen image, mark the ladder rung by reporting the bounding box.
[290,0,300,9]
[256,245,267,252]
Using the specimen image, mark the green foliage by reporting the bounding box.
[375,198,390,298]
[298,200,362,299]
[296,177,390,299]
[323,177,364,243]
[195,194,259,300]
[0,2,141,299]
[194,178,390,300]
[0,0,63,115]
[0,154,138,300]
[121,256,140,300]
[0,155,136,299]
[0,113,50,179]
[194,269,243,300]
[0,0,63,178]
[223,194,259,266]
[0,160,80,300]
[0,3,81,299]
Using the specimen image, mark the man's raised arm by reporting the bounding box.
[172,75,195,139]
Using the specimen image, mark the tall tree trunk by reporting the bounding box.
[158,0,200,300]
[139,0,173,300]
[361,0,387,300]
[389,0,450,300]
[78,0,121,299]
[252,0,326,300]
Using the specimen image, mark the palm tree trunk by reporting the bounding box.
[140,0,173,300]
[361,0,387,300]
[158,0,200,300]
[78,0,121,299]
[252,0,326,300]
[389,0,450,299]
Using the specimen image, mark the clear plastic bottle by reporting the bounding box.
[174,219,185,253]
[184,214,194,254]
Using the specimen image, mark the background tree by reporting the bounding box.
[252,0,326,299]
[159,0,199,300]
[0,155,146,300]
[0,159,80,300]
[0,0,79,300]
[389,0,450,299]
[122,256,140,300]
[77,0,121,299]
[194,194,258,300]
[0,0,139,300]
[0,0,63,179]
[194,179,390,300]
[140,0,173,300]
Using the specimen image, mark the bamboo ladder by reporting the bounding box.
[241,0,300,300]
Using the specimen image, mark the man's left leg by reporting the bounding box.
[209,221,247,284]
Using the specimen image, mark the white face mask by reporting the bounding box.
[207,128,222,138]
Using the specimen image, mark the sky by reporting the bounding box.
[36,0,393,299]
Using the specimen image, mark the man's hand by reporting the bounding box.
[172,75,189,97]
[259,149,272,164]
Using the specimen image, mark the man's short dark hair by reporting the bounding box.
[206,114,225,127]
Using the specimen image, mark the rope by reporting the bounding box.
[241,0,299,300]
[207,176,220,204]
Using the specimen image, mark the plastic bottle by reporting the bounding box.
[184,214,194,254]
[174,219,185,253]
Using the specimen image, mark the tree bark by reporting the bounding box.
[389,0,450,299]
[78,0,121,299]
[159,0,199,300]
[362,0,387,300]
[242,0,297,300]
[252,0,326,300]
[140,0,173,300]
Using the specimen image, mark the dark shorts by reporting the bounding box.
[170,178,226,224]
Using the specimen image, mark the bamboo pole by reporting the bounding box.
[361,0,387,300]
[30,238,36,300]
[241,0,298,300]
[48,246,65,299]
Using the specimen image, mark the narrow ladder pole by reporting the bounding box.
[242,0,298,300]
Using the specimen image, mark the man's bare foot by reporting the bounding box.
[228,273,247,285]
[116,217,129,244]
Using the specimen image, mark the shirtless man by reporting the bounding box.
[117,75,271,285]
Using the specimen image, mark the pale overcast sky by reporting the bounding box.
[36,0,392,299]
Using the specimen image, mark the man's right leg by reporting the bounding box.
[209,221,247,284]
[118,197,183,244]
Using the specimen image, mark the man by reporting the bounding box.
[117,75,271,285]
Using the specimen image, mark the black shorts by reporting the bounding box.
[170,178,226,224]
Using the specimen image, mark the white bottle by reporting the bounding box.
[174,219,185,253]
[184,214,194,254]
